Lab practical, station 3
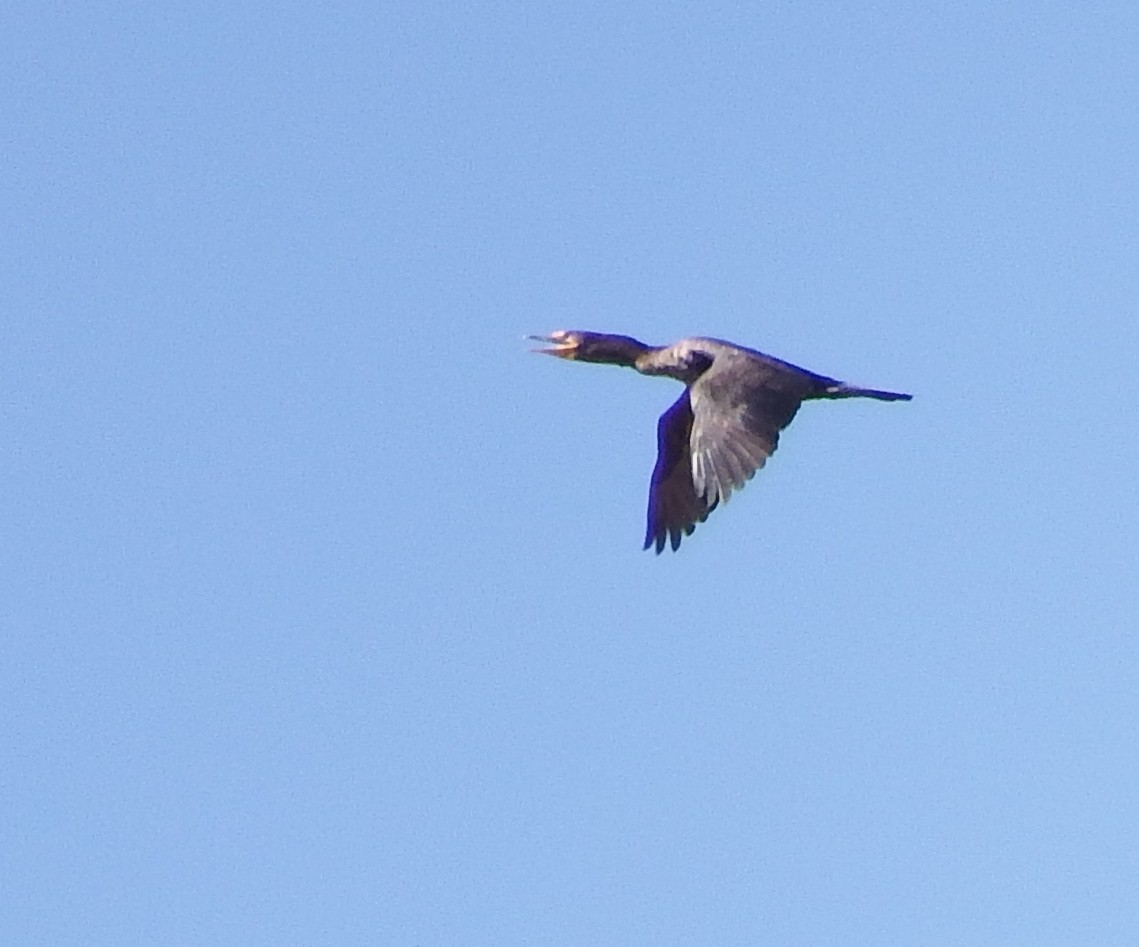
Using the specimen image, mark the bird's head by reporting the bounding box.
[529,330,584,359]
[528,330,648,367]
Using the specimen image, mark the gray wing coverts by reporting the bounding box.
[644,359,817,553]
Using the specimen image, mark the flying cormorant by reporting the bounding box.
[531,330,912,553]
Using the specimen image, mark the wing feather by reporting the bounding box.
[644,392,711,553]
[688,356,816,506]
[643,348,830,552]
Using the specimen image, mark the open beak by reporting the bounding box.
[528,332,579,359]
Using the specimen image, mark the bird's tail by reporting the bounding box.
[823,383,912,402]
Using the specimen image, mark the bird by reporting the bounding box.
[530,330,912,553]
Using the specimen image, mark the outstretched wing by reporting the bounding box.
[643,350,832,553]
[644,392,715,553]
[688,357,818,507]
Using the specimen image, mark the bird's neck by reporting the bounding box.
[634,341,715,383]
[577,334,652,368]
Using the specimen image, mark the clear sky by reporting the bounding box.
[4,2,1138,944]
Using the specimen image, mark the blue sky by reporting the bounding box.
[4,2,1138,944]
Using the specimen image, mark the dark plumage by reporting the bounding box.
[531,330,912,553]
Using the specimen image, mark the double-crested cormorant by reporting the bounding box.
[531,330,912,553]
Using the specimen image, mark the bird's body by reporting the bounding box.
[531,331,912,552]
